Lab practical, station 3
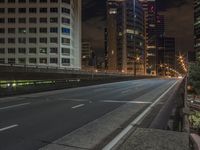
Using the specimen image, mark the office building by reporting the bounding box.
[194,0,200,61]
[82,41,92,68]
[157,37,175,69]
[104,28,108,70]
[157,14,165,69]
[107,0,145,74]
[157,14,165,37]
[107,0,119,71]
[139,0,157,75]
[0,0,82,70]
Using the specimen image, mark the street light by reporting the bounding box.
[177,53,188,74]
[134,56,140,76]
[136,56,140,61]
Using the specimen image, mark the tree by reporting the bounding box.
[189,111,200,129]
[189,62,200,94]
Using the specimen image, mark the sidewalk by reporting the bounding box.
[116,128,189,150]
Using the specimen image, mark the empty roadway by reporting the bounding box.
[0,78,178,150]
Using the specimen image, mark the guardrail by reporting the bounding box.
[0,64,154,80]
[0,63,140,76]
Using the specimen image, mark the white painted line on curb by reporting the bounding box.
[0,124,18,132]
[103,100,152,104]
[0,103,30,111]
[72,104,85,109]
[102,80,179,150]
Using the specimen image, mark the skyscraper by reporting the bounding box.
[107,0,145,74]
[157,14,165,68]
[0,0,82,70]
[107,0,120,71]
[194,0,200,60]
[104,28,108,69]
[82,41,92,68]
[157,37,175,69]
[157,14,165,37]
[139,0,157,75]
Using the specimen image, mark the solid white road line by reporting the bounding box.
[102,100,152,104]
[72,104,85,109]
[0,124,18,132]
[0,102,30,111]
[102,80,179,150]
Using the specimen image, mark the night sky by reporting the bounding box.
[82,0,193,57]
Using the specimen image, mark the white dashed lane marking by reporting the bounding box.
[0,103,30,111]
[72,104,85,109]
[0,124,18,132]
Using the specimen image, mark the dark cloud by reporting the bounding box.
[161,0,193,52]
[83,0,188,20]
[82,0,106,21]
[157,0,188,11]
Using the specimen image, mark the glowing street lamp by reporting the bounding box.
[132,56,141,76]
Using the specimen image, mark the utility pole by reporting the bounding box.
[133,0,136,76]
[134,61,137,76]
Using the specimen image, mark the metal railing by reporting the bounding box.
[0,63,153,76]
[0,63,137,76]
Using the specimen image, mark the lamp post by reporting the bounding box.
[133,0,136,76]
[134,56,140,76]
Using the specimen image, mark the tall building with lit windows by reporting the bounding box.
[157,14,164,37]
[194,0,200,60]
[139,0,157,75]
[82,41,92,68]
[0,0,81,70]
[107,0,145,74]
[157,37,175,68]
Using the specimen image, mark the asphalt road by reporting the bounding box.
[0,78,177,150]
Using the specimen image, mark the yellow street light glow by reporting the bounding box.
[136,57,140,61]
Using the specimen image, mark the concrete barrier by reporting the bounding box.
[0,76,152,98]
[190,133,200,150]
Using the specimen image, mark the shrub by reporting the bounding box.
[189,62,200,94]
[189,111,200,129]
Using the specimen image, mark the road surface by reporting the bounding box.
[0,78,178,150]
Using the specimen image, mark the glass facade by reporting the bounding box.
[107,0,145,74]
